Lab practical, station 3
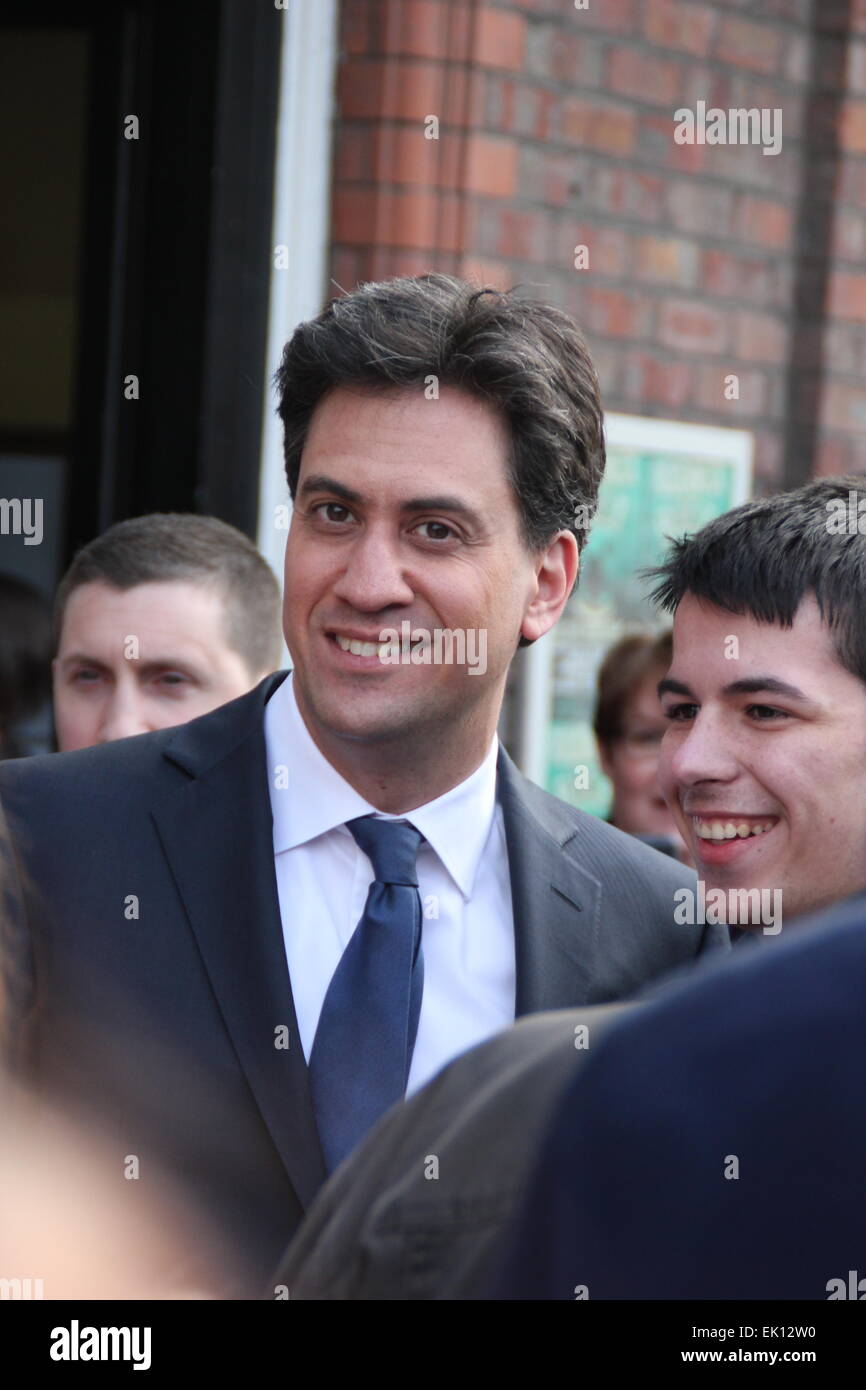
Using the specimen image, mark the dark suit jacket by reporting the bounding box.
[495,891,866,1300]
[273,1005,629,1299]
[0,672,726,1293]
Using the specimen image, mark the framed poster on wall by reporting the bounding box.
[517,414,753,816]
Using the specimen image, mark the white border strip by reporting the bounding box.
[256,0,339,585]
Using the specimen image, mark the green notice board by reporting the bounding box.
[545,414,753,816]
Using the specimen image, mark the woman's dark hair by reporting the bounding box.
[274,273,605,555]
[593,630,673,747]
[646,476,866,685]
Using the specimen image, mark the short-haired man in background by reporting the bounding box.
[52,513,283,750]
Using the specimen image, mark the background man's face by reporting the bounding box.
[282,383,551,758]
[658,592,866,923]
[53,580,259,750]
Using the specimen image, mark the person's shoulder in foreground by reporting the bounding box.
[272,1003,629,1300]
[493,888,866,1300]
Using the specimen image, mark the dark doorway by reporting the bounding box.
[0,0,282,598]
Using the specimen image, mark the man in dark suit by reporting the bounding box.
[494,891,866,1300]
[0,274,724,1294]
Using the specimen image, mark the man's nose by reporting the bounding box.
[669,712,740,789]
[96,686,152,743]
[331,527,415,613]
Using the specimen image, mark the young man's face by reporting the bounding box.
[53,580,262,751]
[658,592,866,923]
[282,383,575,764]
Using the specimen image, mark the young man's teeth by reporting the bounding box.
[336,635,391,658]
[694,819,772,841]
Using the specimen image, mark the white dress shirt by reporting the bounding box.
[263,673,516,1094]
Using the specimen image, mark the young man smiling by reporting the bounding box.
[650,475,866,930]
[0,275,724,1291]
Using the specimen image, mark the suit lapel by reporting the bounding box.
[497,747,602,1014]
[151,674,326,1208]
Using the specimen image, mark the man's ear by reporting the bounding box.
[520,531,579,645]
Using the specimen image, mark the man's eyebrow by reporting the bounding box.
[298,478,484,528]
[59,654,205,678]
[298,476,362,504]
[58,652,109,672]
[658,677,694,699]
[722,677,810,701]
[402,495,484,527]
[657,675,813,702]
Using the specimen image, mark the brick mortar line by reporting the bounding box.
[331,248,798,310]
[331,245,798,277]
[340,60,821,103]
[335,173,810,221]
[333,188,807,249]
[517,5,817,38]
[336,120,818,179]
[332,233,799,271]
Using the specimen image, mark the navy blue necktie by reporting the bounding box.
[308,815,425,1173]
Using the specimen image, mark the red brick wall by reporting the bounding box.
[818,2,866,475]
[330,0,865,491]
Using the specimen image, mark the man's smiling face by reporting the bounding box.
[282,383,570,766]
[658,592,866,923]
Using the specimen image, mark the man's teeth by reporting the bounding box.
[335,634,397,659]
[693,819,774,841]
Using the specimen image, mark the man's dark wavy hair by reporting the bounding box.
[274,273,605,555]
[646,476,866,683]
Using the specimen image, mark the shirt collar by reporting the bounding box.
[265,672,499,899]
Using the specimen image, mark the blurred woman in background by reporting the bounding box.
[593,630,690,863]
